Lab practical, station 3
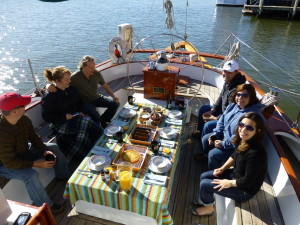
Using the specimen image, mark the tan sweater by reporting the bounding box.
[0,114,47,169]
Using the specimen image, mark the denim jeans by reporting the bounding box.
[82,95,120,123]
[0,143,69,207]
[201,132,234,169]
[197,105,222,132]
[198,170,254,205]
[202,120,218,137]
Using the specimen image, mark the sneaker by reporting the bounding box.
[192,130,202,138]
[194,153,208,161]
[51,203,64,214]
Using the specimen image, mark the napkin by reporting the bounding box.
[157,138,176,148]
[143,173,167,186]
[165,118,183,126]
[91,146,113,156]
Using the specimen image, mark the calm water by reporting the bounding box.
[0,0,299,118]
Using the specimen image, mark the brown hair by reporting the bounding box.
[231,112,265,152]
[43,66,71,82]
[230,83,259,107]
[78,55,94,70]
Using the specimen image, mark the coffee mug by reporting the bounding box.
[45,153,56,162]
[128,96,136,105]
[150,140,161,155]
[114,131,123,143]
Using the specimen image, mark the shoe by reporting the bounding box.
[192,130,202,138]
[194,153,208,161]
[191,206,214,216]
[51,203,64,214]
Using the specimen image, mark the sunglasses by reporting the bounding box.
[238,122,255,132]
[236,93,249,98]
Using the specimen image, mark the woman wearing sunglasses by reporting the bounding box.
[201,83,265,169]
[192,112,267,216]
[42,66,103,162]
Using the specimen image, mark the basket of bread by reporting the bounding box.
[112,144,148,171]
[129,124,158,145]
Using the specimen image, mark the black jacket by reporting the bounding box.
[42,86,82,125]
[232,145,267,195]
[213,72,246,113]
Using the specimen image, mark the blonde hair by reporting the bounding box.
[78,55,94,70]
[44,66,71,82]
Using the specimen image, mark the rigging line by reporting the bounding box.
[240,54,300,108]
[231,33,300,84]
[184,0,189,40]
[139,0,155,43]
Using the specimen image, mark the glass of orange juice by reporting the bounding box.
[117,162,133,191]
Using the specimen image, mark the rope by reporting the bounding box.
[164,0,175,30]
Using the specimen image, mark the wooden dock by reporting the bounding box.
[243,0,300,18]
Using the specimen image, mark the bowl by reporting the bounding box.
[152,156,168,170]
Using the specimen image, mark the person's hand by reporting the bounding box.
[209,115,218,120]
[66,114,73,120]
[213,167,224,177]
[208,135,216,146]
[46,83,57,93]
[214,140,222,149]
[212,179,230,191]
[113,97,120,103]
[33,160,55,168]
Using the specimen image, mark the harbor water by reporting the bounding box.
[0,0,299,119]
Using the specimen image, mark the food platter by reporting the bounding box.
[104,126,122,137]
[129,124,158,145]
[119,108,137,118]
[148,156,172,173]
[87,154,111,171]
[167,110,183,119]
[112,144,148,171]
[159,127,178,139]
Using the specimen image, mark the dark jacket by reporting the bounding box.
[42,86,82,125]
[232,145,267,194]
[213,72,246,113]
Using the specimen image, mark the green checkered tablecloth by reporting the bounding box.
[64,102,186,225]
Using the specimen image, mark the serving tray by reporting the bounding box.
[112,144,148,171]
[129,124,158,145]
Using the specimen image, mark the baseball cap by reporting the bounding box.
[0,92,31,111]
[222,60,239,72]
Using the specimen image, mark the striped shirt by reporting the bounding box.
[0,114,47,169]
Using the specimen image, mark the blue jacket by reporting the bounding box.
[213,102,265,150]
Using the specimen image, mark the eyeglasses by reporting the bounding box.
[236,93,249,98]
[238,122,255,132]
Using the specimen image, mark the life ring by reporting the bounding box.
[108,37,128,64]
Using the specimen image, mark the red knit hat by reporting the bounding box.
[0,92,31,111]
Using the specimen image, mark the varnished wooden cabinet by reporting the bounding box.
[143,66,180,100]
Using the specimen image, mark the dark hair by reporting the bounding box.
[78,55,94,70]
[43,66,71,83]
[231,112,265,152]
[231,83,259,107]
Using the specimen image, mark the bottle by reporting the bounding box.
[100,170,105,180]
[104,169,110,181]
[166,91,172,109]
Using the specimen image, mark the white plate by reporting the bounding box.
[120,108,137,118]
[87,154,111,171]
[148,157,171,173]
[159,127,178,139]
[167,110,183,119]
[104,126,122,136]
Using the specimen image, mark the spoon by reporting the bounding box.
[76,172,93,178]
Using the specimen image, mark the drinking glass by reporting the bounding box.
[116,162,133,191]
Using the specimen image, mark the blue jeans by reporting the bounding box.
[201,132,234,170]
[82,95,120,123]
[0,143,69,207]
[198,170,254,205]
[197,105,221,132]
[202,120,218,137]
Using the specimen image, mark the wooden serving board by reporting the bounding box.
[112,144,148,171]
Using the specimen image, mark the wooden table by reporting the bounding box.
[64,99,186,225]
